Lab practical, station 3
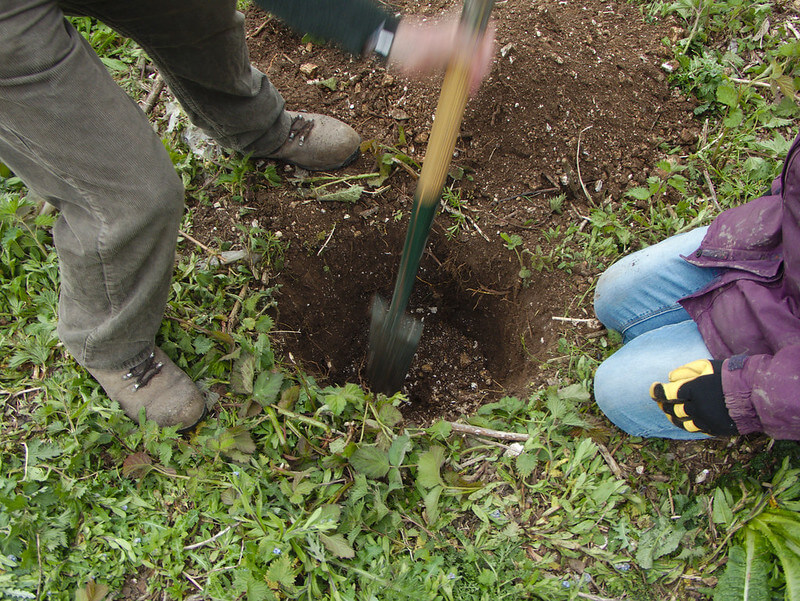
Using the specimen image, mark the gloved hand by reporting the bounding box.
[649,359,738,436]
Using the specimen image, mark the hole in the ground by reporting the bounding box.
[272,221,557,422]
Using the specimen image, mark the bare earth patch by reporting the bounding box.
[186,0,698,425]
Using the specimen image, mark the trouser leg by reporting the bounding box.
[593,227,718,342]
[0,0,183,370]
[60,0,292,155]
[592,227,721,438]
[594,321,711,439]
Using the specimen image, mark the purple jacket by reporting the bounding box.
[680,131,800,440]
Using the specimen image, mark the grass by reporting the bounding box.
[1,2,800,600]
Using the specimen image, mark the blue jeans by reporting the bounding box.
[593,227,722,440]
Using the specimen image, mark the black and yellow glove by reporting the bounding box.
[649,359,738,436]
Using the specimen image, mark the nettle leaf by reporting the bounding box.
[266,554,297,589]
[121,452,153,480]
[426,420,452,440]
[255,315,274,333]
[323,383,364,416]
[231,352,256,394]
[635,519,686,569]
[716,81,739,108]
[516,452,538,477]
[723,107,744,128]
[388,434,412,467]
[316,185,363,203]
[773,74,796,100]
[193,335,214,355]
[253,371,283,406]
[378,403,404,427]
[214,426,256,461]
[417,446,446,489]
[423,485,443,526]
[349,445,390,478]
[319,533,355,558]
[625,186,652,201]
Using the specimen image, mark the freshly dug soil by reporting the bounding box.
[187,0,700,424]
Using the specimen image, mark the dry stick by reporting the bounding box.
[729,77,772,89]
[703,169,722,212]
[182,571,203,592]
[682,3,705,55]
[447,422,529,442]
[787,21,800,40]
[440,202,490,242]
[596,442,623,479]
[183,525,233,551]
[577,593,625,601]
[576,125,596,207]
[142,75,165,115]
[317,223,336,256]
[448,422,627,480]
[179,229,215,253]
[552,316,601,326]
[247,18,270,39]
[0,386,44,398]
[226,283,249,332]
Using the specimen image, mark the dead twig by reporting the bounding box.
[576,125,596,207]
[182,571,203,592]
[596,442,624,479]
[317,223,336,256]
[247,19,270,39]
[179,230,215,254]
[494,187,560,203]
[142,75,165,115]
[552,316,601,327]
[183,525,233,551]
[226,284,249,332]
[703,169,721,212]
[577,593,625,601]
[447,421,529,442]
[0,386,44,398]
[440,202,490,242]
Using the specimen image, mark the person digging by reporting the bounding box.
[0,0,493,430]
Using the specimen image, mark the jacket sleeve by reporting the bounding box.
[722,350,800,440]
[252,0,400,56]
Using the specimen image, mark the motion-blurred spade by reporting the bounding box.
[366,0,495,394]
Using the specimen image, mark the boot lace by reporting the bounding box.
[287,115,315,147]
[123,352,163,390]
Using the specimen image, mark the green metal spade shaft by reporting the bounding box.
[366,0,495,394]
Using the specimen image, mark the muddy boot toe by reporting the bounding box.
[87,347,206,430]
[263,111,360,171]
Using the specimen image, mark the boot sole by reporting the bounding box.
[283,147,360,172]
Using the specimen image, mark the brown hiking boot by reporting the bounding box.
[88,347,206,430]
[264,112,360,171]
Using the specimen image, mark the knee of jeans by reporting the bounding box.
[593,357,639,425]
[593,264,627,327]
[593,360,617,414]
